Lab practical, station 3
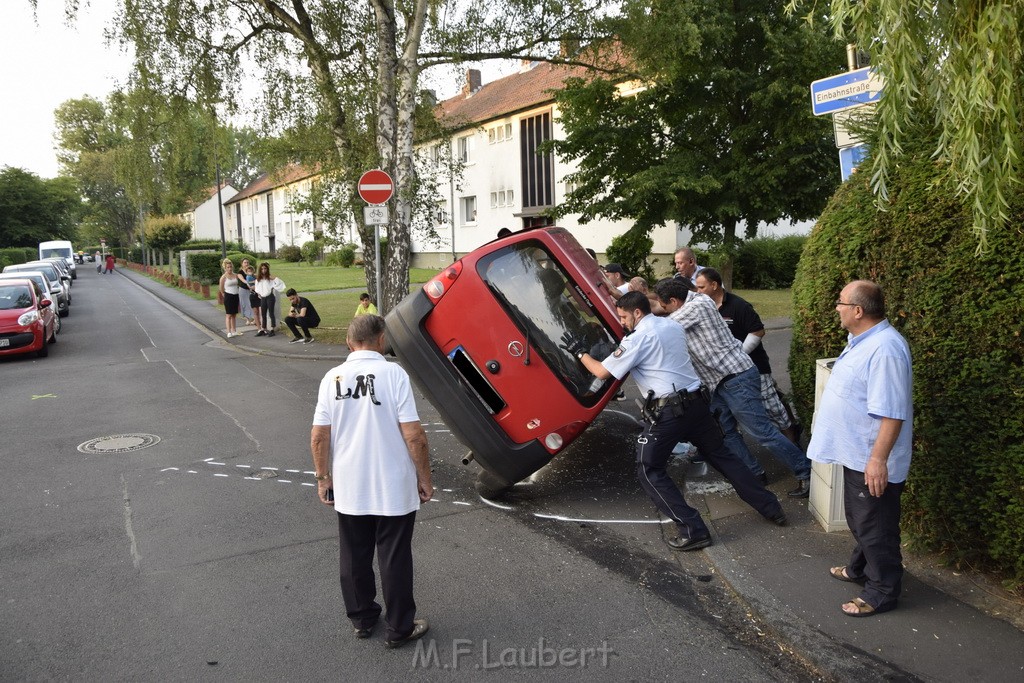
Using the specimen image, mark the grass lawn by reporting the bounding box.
[733,288,793,319]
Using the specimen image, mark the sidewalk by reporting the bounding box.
[118,266,349,362]
[120,267,1024,680]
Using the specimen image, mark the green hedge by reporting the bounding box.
[790,144,1024,588]
[0,247,30,269]
[186,252,224,284]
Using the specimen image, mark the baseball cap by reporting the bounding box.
[604,263,629,277]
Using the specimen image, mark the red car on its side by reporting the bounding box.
[0,278,58,359]
[387,227,624,496]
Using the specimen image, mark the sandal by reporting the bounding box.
[830,566,865,584]
[841,597,876,617]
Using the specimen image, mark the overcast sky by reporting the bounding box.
[1,0,132,179]
[1,1,516,181]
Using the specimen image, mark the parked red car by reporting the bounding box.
[0,279,57,358]
[387,227,624,495]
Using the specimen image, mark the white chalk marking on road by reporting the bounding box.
[245,477,261,480]
[478,497,514,510]
[453,501,472,506]
[214,473,229,478]
[187,470,197,474]
[278,479,292,483]
[160,467,179,472]
[261,467,278,471]
[301,482,315,487]
[285,469,300,473]
[304,471,315,475]
[204,457,215,462]
[207,461,225,466]
[533,512,672,525]
[236,464,250,469]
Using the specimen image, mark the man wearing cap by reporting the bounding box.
[604,263,631,296]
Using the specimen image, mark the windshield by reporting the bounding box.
[478,241,617,403]
[0,274,46,291]
[41,247,72,260]
[0,285,33,310]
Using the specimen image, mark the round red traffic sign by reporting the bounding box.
[357,169,394,204]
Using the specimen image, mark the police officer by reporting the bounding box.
[567,291,787,551]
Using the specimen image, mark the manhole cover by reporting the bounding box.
[78,434,161,454]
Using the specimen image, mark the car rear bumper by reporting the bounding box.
[386,289,553,484]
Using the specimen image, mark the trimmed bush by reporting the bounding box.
[185,252,224,284]
[790,141,1024,589]
[277,244,302,262]
[731,235,806,289]
[0,247,29,269]
[300,240,324,265]
[326,244,357,268]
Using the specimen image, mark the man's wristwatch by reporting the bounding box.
[315,473,330,481]
[577,351,586,360]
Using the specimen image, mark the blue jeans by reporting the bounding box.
[710,366,810,479]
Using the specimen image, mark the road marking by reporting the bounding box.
[31,394,58,400]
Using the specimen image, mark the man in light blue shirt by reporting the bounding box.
[808,280,913,617]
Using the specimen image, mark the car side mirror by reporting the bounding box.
[40,299,52,309]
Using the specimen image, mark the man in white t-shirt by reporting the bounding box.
[310,315,433,648]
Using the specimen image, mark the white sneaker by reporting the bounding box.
[304,336,315,344]
[672,442,697,456]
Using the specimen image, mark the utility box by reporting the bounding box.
[809,358,848,532]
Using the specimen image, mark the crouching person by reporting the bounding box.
[284,288,321,344]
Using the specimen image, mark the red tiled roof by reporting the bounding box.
[225,163,319,205]
[436,46,628,130]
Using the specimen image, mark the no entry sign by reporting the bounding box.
[357,169,394,204]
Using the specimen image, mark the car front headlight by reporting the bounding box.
[18,310,40,326]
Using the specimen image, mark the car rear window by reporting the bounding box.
[478,240,617,401]
[0,285,33,310]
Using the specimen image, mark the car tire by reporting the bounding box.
[36,337,49,357]
[474,469,514,500]
[54,314,62,335]
[49,322,58,344]
[60,306,69,318]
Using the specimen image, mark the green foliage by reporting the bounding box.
[328,244,357,268]
[225,252,257,271]
[0,247,30,269]
[0,168,82,248]
[605,221,655,283]
[299,241,323,264]
[731,235,806,289]
[791,140,1024,589]
[797,0,1024,251]
[552,0,843,261]
[186,253,224,284]
[145,216,192,251]
[277,244,303,263]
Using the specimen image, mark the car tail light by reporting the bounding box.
[422,262,463,304]
[18,310,40,326]
[542,421,587,453]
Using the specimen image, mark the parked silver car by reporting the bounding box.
[1,264,70,316]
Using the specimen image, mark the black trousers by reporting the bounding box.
[337,511,417,640]
[636,395,783,540]
[260,292,276,329]
[843,467,905,610]
[284,315,316,339]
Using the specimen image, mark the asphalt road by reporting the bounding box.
[2,267,811,680]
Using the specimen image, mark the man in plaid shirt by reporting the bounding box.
[654,279,812,497]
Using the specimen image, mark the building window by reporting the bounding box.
[504,122,513,140]
[436,200,449,225]
[521,112,554,210]
[458,135,474,163]
[461,196,477,224]
[490,192,499,209]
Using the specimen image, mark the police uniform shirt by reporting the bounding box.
[312,350,421,516]
[600,313,701,398]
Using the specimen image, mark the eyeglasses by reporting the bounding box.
[835,301,859,307]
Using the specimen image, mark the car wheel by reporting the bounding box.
[49,322,58,344]
[474,469,514,500]
[60,306,69,318]
[54,313,62,335]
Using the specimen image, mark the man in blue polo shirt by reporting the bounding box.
[808,280,913,618]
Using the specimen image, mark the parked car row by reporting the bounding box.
[1,257,79,358]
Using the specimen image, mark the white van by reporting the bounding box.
[39,240,77,279]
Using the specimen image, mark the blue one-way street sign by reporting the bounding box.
[811,67,883,116]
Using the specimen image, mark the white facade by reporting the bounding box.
[185,184,238,241]
[225,168,322,254]
[412,64,810,272]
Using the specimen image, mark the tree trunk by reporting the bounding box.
[720,217,738,291]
